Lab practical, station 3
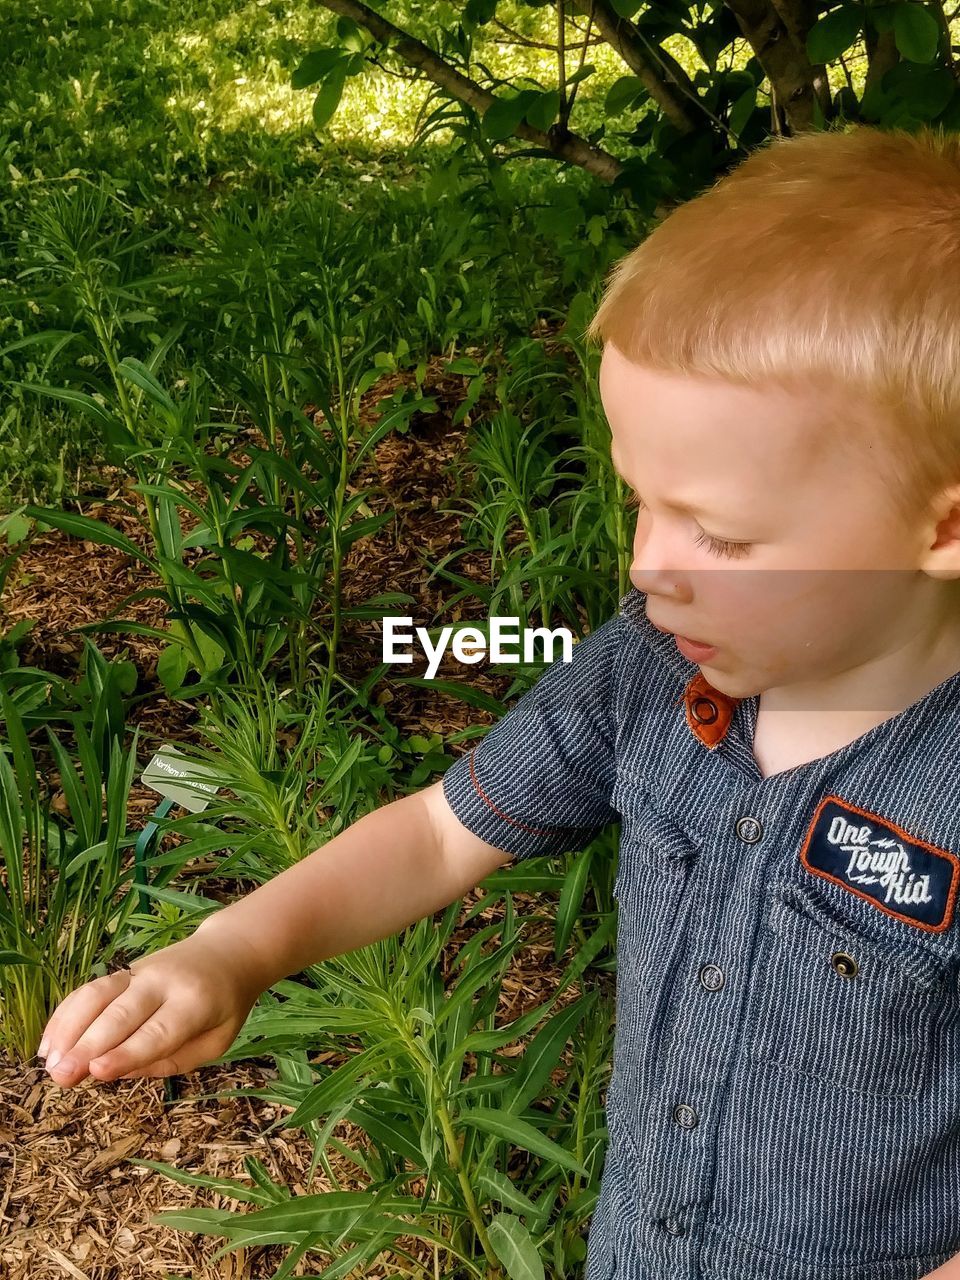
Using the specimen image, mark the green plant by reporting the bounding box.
[134,890,617,1279]
[0,684,141,1063]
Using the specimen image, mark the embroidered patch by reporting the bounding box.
[800,794,960,933]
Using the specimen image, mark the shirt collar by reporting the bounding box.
[617,586,743,749]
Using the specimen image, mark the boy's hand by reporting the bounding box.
[37,931,263,1089]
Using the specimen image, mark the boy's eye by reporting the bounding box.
[693,529,752,561]
[626,491,751,561]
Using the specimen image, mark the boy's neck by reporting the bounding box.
[751,609,960,777]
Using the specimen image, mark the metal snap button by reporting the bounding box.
[699,963,725,992]
[691,697,718,724]
[664,1217,685,1237]
[673,1102,698,1129]
[831,950,859,978]
[735,816,763,843]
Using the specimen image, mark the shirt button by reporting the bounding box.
[831,950,859,978]
[691,696,719,725]
[673,1103,699,1129]
[664,1217,686,1237]
[699,963,725,991]
[735,816,763,843]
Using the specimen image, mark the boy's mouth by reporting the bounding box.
[648,619,719,660]
[674,635,719,662]
[649,618,709,645]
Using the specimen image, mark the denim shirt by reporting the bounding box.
[440,587,960,1280]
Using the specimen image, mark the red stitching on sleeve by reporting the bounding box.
[467,747,562,836]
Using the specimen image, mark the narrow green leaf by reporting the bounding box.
[348,1100,424,1168]
[274,1044,393,1130]
[554,843,593,958]
[503,997,591,1116]
[117,357,176,413]
[459,1108,588,1174]
[436,936,523,1030]
[476,1167,540,1215]
[12,382,117,429]
[130,1158,273,1206]
[20,506,154,566]
[155,1189,427,1236]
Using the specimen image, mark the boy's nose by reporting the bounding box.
[631,523,697,591]
[629,567,690,603]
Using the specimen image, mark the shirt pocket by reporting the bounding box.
[746,878,947,1099]
[611,779,700,1101]
[612,783,699,996]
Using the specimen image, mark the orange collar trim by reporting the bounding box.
[675,672,741,748]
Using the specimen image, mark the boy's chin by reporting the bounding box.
[698,664,765,701]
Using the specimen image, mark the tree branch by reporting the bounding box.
[314,0,624,182]
[930,0,959,79]
[723,0,832,130]
[568,0,703,133]
[491,15,603,51]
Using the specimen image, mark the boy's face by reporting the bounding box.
[598,341,957,703]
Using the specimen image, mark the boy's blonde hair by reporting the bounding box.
[587,124,960,533]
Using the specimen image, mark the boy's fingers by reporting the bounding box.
[113,1024,230,1075]
[39,969,135,1062]
[44,983,167,1085]
[72,1006,218,1081]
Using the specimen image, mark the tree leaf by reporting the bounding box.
[526,89,561,131]
[882,61,954,117]
[605,75,648,116]
[806,4,863,62]
[483,92,537,142]
[335,16,366,52]
[313,67,348,131]
[465,0,498,23]
[728,85,758,138]
[292,48,344,89]
[893,2,940,62]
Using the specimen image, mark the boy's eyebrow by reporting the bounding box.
[609,445,718,520]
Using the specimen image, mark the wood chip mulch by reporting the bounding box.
[0,341,607,1278]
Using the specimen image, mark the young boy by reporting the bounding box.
[38,123,960,1280]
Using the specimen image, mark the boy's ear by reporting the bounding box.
[920,484,960,580]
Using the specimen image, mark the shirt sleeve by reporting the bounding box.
[440,612,624,862]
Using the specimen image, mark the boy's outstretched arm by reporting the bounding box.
[38,780,511,1088]
[194,778,512,985]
